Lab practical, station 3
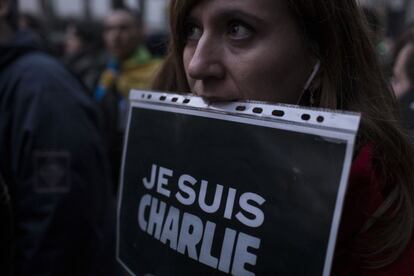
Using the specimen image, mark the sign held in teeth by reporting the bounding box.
[117,90,360,276]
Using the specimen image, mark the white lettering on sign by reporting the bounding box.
[157,166,173,197]
[236,192,266,228]
[160,205,180,250]
[137,194,262,275]
[142,164,266,228]
[139,164,266,275]
[176,174,197,205]
[224,187,237,220]
[142,164,157,190]
[199,180,223,213]
[142,164,172,197]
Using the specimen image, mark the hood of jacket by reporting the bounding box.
[0,30,43,69]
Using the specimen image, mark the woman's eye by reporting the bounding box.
[227,21,254,40]
[185,23,203,41]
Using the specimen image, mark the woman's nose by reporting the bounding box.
[187,35,225,80]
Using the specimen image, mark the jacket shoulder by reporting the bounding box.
[10,52,69,79]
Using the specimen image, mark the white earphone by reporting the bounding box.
[297,60,321,106]
[303,60,321,91]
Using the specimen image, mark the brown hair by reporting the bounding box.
[153,0,414,268]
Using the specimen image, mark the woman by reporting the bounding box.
[153,0,414,274]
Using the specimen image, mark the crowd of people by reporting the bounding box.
[0,1,162,275]
[1,0,414,275]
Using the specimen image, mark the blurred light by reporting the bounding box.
[90,0,111,19]
[125,0,139,11]
[55,0,83,17]
[145,0,168,32]
[18,0,41,14]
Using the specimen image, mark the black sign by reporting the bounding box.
[117,92,359,276]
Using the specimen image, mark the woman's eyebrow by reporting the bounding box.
[187,8,267,26]
[213,9,267,25]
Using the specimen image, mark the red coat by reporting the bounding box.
[333,144,414,275]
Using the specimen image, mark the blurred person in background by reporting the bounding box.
[0,0,116,275]
[392,33,414,137]
[362,6,390,67]
[95,8,161,190]
[63,19,106,93]
[19,13,43,35]
[386,0,406,43]
[18,12,55,56]
[145,31,169,58]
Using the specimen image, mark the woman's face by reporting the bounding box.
[182,0,314,104]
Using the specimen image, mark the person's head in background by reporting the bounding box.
[392,41,414,98]
[391,27,414,98]
[362,7,381,41]
[64,19,103,57]
[103,8,143,62]
[153,0,414,270]
[361,7,390,64]
[0,0,18,43]
[19,13,41,31]
[390,35,414,134]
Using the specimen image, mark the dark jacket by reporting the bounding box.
[0,172,13,276]
[0,31,115,276]
[63,47,106,94]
